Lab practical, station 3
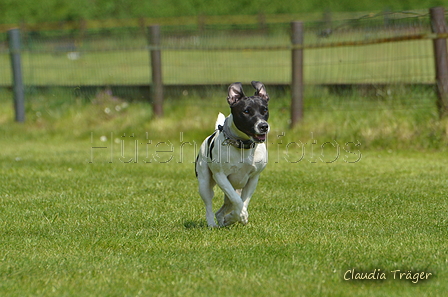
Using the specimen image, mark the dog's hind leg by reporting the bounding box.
[215,194,233,227]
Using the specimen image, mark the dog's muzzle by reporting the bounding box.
[252,122,269,142]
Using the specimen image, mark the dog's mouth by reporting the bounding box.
[251,133,267,142]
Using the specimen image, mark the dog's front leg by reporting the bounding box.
[239,175,260,225]
[213,172,244,227]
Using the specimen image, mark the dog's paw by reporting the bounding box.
[216,213,225,227]
[208,223,219,229]
[239,209,249,225]
[223,211,239,227]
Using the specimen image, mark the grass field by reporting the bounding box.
[0,88,447,296]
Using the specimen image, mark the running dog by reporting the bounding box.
[195,81,270,227]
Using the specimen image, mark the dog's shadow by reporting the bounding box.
[183,220,208,229]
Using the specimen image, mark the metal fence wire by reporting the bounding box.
[0,9,446,103]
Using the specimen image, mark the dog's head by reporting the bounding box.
[227,81,270,143]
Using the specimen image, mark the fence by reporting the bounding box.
[1,7,448,123]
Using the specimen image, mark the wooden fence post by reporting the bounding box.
[430,6,448,118]
[148,25,163,117]
[8,28,25,122]
[291,21,304,128]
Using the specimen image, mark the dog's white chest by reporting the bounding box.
[209,143,267,189]
[227,163,258,189]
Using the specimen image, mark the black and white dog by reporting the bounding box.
[195,81,270,227]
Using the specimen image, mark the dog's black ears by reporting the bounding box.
[227,82,245,106]
[227,81,268,106]
[252,81,269,101]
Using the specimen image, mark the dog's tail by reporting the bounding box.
[215,112,226,130]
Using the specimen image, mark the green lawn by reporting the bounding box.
[0,90,447,296]
[1,136,447,296]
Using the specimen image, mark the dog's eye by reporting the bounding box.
[261,107,268,114]
[243,109,250,115]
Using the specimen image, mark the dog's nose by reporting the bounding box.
[258,122,269,133]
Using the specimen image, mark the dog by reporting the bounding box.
[195,81,270,227]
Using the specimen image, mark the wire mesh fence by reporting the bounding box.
[0,9,446,108]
